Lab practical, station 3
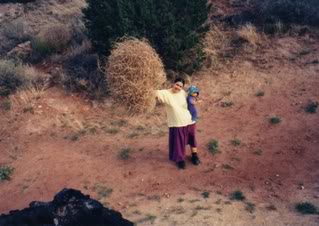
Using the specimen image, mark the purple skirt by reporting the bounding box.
[169,123,197,162]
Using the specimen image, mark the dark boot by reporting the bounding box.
[191,153,201,165]
[177,161,186,169]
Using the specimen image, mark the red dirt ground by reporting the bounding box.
[1,36,319,225]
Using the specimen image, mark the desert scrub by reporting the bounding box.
[221,101,234,107]
[37,24,71,52]
[230,190,246,201]
[269,116,281,124]
[237,24,260,47]
[295,202,318,215]
[255,90,265,96]
[1,99,11,111]
[230,138,241,146]
[0,59,47,96]
[201,191,210,198]
[0,166,14,181]
[207,139,220,155]
[0,59,24,96]
[118,148,132,160]
[305,101,318,113]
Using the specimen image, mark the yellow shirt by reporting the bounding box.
[156,89,193,128]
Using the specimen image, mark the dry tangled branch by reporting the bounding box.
[106,38,166,114]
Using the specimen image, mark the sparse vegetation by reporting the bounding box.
[237,24,260,47]
[135,214,157,224]
[62,48,107,99]
[105,128,119,134]
[257,0,319,27]
[201,191,210,199]
[222,164,234,170]
[111,119,128,127]
[245,202,256,213]
[295,202,318,215]
[230,139,241,146]
[305,101,318,113]
[255,90,265,96]
[207,139,220,155]
[221,101,234,107]
[33,24,71,54]
[1,99,11,111]
[0,166,14,181]
[3,18,31,42]
[230,190,246,201]
[0,59,48,96]
[266,204,277,211]
[93,184,113,199]
[269,116,281,124]
[118,148,132,160]
[253,149,263,156]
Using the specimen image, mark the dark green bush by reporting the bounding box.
[63,53,107,99]
[0,59,24,96]
[258,0,319,26]
[83,0,211,73]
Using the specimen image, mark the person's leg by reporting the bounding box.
[169,127,187,169]
[188,123,200,165]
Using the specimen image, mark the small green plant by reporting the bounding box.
[230,190,246,201]
[70,134,80,141]
[221,101,234,107]
[1,99,11,111]
[118,148,132,160]
[136,214,157,224]
[245,202,256,213]
[269,116,281,124]
[266,204,277,211]
[127,132,139,138]
[222,164,234,170]
[305,101,318,113]
[0,166,14,181]
[253,149,263,156]
[295,202,318,215]
[201,191,210,198]
[207,139,220,155]
[132,210,142,215]
[23,106,34,113]
[94,184,113,199]
[111,119,128,127]
[255,90,265,96]
[147,195,161,202]
[105,128,119,134]
[230,139,241,146]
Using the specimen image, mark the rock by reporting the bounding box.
[0,188,133,226]
[7,41,32,59]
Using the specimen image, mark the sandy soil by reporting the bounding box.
[1,35,319,226]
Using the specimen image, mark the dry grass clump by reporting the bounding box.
[106,38,166,114]
[2,18,32,42]
[33,24,71,54]
[237,24,260,47]
[0,58,49,96]
[203,26,229,68]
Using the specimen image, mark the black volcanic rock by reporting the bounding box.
[0,188,133,226]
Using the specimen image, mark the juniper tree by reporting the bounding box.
[83,0,211,73]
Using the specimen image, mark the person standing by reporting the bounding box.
[156,78,200,169]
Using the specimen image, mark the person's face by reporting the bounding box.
[191,92,198,97]
[172,82,183,93]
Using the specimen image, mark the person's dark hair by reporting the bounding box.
[174,77,185,86]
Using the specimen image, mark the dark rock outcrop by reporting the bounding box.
[0,188,133,226]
